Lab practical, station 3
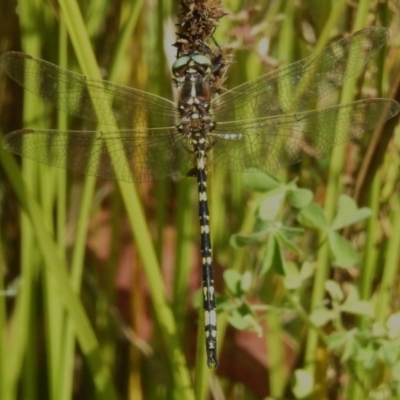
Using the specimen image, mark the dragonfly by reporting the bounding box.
[1,26,399,368]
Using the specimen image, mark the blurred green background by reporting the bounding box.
[1,0,400,399]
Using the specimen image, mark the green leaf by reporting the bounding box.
[242,314,263,336]
[387,312,400,339]
[326,331,350,350]
[224,270,243,296]
[258,191,285,220]
[335,284,375,317]
[299,261,315,281]
[380,341,400,365]
[259,234,285,275]
[277,229,303,256]
[227,309,250,330]
[310,307,335,326]
[326,329,360,362]
[340,300,374,318]
[240,271,252,293]
[358,342,379,368]
[328,231,358,267]
[227,303,259,332]
[216,296,236,312]
[298,203,329,229]
[332,194,371,230]
[325,280,344,302]
[287,188,313,208]
[230,230,267,247]
[292,369,313,398]
[283,261,301,289]
[341,331,359,361]
[242,170,281,191]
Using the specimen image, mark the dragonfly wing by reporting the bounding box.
[209,99,399,172]
[2,128,193,182]
[211,27,389,121]
[0,52,178,129]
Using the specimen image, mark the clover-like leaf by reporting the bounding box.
[259,233,285,275]
[325,280,344,302]
[298,203,329,229]
[242,170,281,191]
[332,195,371,230]
[224,269,243,296]
[300,261,315,281]
[292,369,314,399]
[287,187,313,209]
[283,261,301,289]
[380,341,400,365]
[387,312,400,339]
[240,271,252,293]
[258,191,285,220]
[276,228,303,256]
[227,309,251,330]
[310,307,336,326]
[340,300,374,318]
[230,229,267,247]
[328,231,358,267]
[326,331,351,350]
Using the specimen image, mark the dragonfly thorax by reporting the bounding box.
[174,54,215,148]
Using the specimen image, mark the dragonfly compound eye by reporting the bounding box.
[172,55,191,77]
[172,54,212,77]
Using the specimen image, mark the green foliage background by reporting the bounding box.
[1,0,400,399]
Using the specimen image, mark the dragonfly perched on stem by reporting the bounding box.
[1,26,399,368]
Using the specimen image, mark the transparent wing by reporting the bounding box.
[208,99,399,172]
[0,52,178,129]
[2,128,194,182]
[212,27,389,121]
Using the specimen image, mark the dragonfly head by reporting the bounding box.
[172,54,212,85]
